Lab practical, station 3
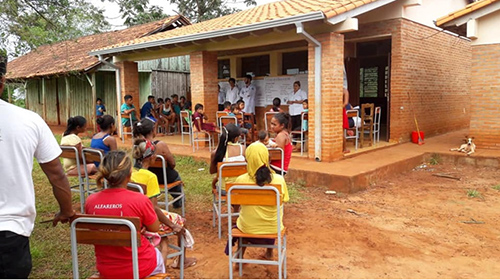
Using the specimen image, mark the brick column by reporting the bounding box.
[116,61,140,111]
[307,32,344,162]
[190,51,218,121]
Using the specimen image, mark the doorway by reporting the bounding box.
[345,39,391,142]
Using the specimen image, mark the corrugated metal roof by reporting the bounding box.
[6,15,190,80]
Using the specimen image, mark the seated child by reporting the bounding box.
[270,97,283,113]
[237,100,252,129]
[131,139,197,269]
[120,94,138,127]
[302,99,309,132]
[228,104,249,135]
[223,101,232,112]
[257,130,277,148]
[85,150,166,279]
[61,116,97,176]
[192,103,220,133]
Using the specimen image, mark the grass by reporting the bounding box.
[29,133,308,278]
[429,153,441,165]
[466,189,482,199]
[492,184,500,191]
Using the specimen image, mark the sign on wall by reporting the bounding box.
[218,74,308,107]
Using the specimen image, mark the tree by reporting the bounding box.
[106,0,169,27]
[169,0,257,23]
[0,0,110,57]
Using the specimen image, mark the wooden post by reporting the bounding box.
[42,77,47,120]
[24,81,29,109]
[7,84,11,103]
[91,72,97,133]
[65,76,71,121]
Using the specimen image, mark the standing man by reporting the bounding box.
[226,78,239,105]
[239,74,256,115]
[0,50,75,278]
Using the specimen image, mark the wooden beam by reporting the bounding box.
[209,36,229,43]
[229,33,248,40]
[42,77,47,120]
[91,72,97,133]
[7,84,11,103]
[249,29,273,37]
[273,25,294,33]
[65,76,70,121]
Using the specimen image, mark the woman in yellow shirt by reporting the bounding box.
[131,138,197,269]
[226,142,289,260]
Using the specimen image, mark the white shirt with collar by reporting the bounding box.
[218,89,225,105]
[239,83,256,114]
[226,86,240,104]
[288,88,308,116]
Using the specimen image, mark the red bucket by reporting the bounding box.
[411,131,424,144]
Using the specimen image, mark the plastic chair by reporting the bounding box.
[180,110,192,145]
[290,112,308,156]
[213,162,247,239]
[191,116,214,152]
[60,146,86,213]
[70,215,169,279]
[150,155,185,216]
[216,111,229,128]
[121,112,134,143]
[344,109,360,151]
[226,184,287,279]
[81,148,106,192]
[268,147,285,176]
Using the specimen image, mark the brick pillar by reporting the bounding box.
[190,51,218,121]
[307,32,344,162]
[116,61,140,111]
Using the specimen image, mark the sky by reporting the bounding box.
[89,0,278,30]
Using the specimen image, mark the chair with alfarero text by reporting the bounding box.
[226,183,287,279]
[70,214,170,279]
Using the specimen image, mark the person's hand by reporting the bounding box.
[52,210,76,227]
[172,224,185,236]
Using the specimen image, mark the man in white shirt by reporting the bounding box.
[239,74,256,115]
[0,51,75,278]
[226,78,240,104]
[218,84,225,111]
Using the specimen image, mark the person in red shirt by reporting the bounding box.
[85,150,167,279]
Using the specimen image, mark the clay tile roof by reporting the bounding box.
[436,0,500,26]
[92,0,379,54]
[6,15,190,80]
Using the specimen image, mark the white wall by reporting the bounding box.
[474,11,500,45]
[357,0,468,29]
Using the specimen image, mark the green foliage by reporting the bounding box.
[492,184,500,191]
[1,0,110,57]
[107,0,169,27]
[170,0,257,23]
[466,189,482,199]
[429,153,441,165]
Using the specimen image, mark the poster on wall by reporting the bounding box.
[218,74,308,107]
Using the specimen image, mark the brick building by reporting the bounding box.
[437,0,500,150]
[90,0,472,162]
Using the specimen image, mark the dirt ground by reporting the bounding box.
[176,163,500,279]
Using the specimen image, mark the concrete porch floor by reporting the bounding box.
[52,126,500,193]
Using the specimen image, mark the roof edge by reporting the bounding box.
[89,11,325,57]
[436,0,500,27]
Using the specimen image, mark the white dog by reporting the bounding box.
[450,136,476,156]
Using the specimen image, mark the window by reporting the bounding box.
[359,67,378,98]
[282,51,308,75]
[218,59,230,79]
[241,55,270,77]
